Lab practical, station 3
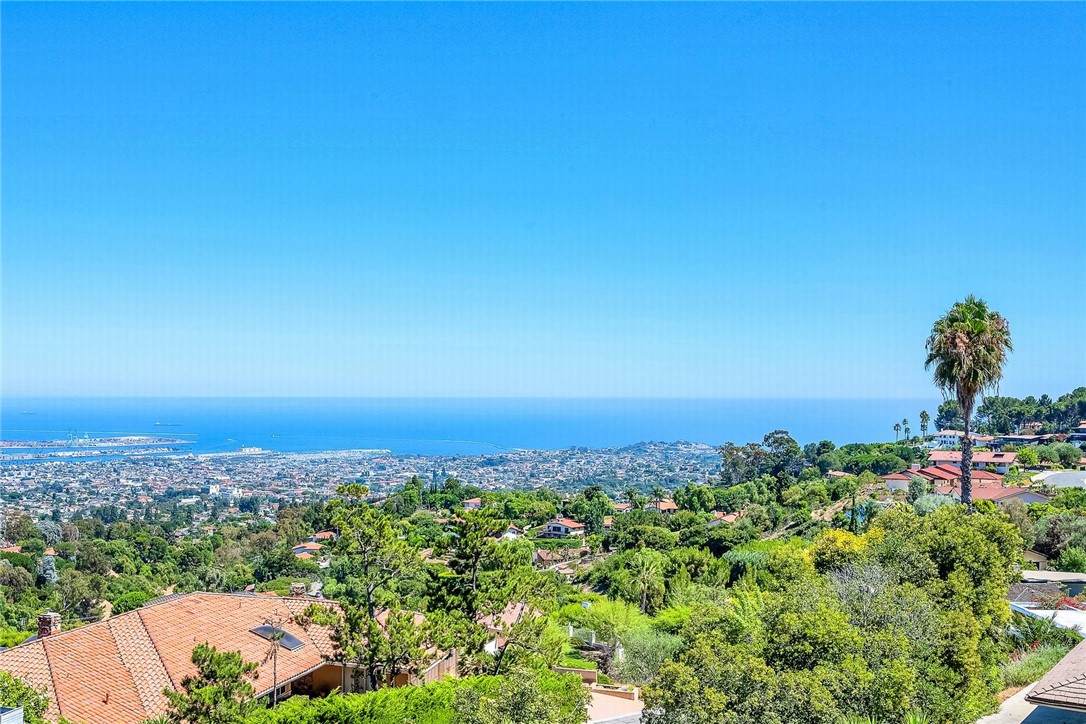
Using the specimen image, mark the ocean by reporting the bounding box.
[0,397,939,458]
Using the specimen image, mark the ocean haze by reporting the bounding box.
[0,397,939,456]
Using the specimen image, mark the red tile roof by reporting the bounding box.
[928,450,1017,465]
[0,592,341,724]
[912,465,962,482]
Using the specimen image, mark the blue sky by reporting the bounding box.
[2,3,1083,398]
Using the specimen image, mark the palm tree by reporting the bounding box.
[651,486,666,511]
[925,296,1013,512]
[902,418,909,443]
[919,410,930,440]
[628,550,664,614]
[893,423,901,441]
[904,425,911,443]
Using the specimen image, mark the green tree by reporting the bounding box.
[446,510,507,615]
[1057,548,1086,573]
[935,400,965,434]
[162,644,257,724]
[919,410,930,440]
[1016,446,1039,467]
[925,296,1013,511]
[0,671,50,724]
[453,666,590,724]
[329,485,415,619]
[625,549,666,614]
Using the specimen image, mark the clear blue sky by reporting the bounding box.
[2,3,1083,398]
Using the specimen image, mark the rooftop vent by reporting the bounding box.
[249,625,305,652]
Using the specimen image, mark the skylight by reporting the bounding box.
[249,625,305,652]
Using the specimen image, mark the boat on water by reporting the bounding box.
[154,422,180,427]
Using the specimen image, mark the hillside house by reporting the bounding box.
[542,518,586,539]
[933,430,964,448]
[644,500,678,515]
[927,450,1018,473]
[0,592,455,724]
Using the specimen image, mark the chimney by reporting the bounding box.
[289,582,307,597]
[37,612,60,639]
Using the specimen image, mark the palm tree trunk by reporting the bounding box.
[961,421,974,513]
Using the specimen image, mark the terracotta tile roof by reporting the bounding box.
[1028,637,1086,711]
[44,620,148,724]
[0,636,59,720]
[914,466,961,482]
[478,601,533,633]
[551,518,585,529]
[108,610,172,716]
[0,592,342,724]
[928,450,1018,465]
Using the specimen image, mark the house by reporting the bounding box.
[533,548,562,567]
[927,450,1018,473]
[644,500,678,515]
[1023,549,1050,571]
[934,481,1050,506]
[292,541,324,557]
[478,601,533,654]
[707,511,741,528]
[613,502,632,513]
[1063,419,1086,447]
[933,430,965,449]
[462,497,483,511]
[0,592,456,724]
[881,471,916,492]
[911,465,964,485]
[309,530,336,543]
[532,547,589,568]
[500,525,521,541]
[542,518,586,539]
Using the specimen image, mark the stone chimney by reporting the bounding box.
[289,582,307,597]
[37,612,60,639]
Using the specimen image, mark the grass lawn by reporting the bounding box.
[1001,645,1071,688]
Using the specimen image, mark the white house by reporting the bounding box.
[462,497,483,511]
[933,430,964,449]
[644,500,679,515]
[542,518,586,538]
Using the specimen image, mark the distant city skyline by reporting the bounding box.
[3,3,1083,399]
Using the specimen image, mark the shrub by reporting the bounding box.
[112,590,151,614]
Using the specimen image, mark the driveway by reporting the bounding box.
[978,687,1086,724]
[588,690,643,723]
